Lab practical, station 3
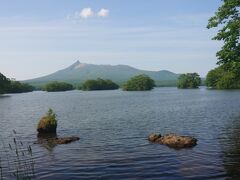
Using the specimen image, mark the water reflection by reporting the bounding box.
[220,116,240,179]
[37,133,58,151]
[0,95,11,98]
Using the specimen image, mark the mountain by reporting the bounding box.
[24,61,179,87]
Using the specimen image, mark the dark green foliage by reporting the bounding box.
[207,0,240,76]
[206,0,240,89]
[123,74,155,91]
[44,81,74,92]
[206,67,224,88]
[7,81,34,93]
[206,66,240,89]
[0,73,10,94]
[81,78,119,91]
[177,73,201,89]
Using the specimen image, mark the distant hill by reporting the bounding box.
[24,61,179,87]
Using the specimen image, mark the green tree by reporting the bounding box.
[205,67,224,88]
[44,81,74,92]
[207,0,240,73]
[0,73,10,94]
[206,66,240,89]
[177,73,201,89]
[81,78,119,91]
[7,81,34,93]
[123,74,155,91]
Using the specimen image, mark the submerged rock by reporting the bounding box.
[36,133,80,149]
[55,136,80,144]
[148,133,162,142]
[148,133,197,149]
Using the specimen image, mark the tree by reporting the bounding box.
[123,74,155,91]
[81,78,119,91]
[44,81,74,92]
[7,81,34,93]
[177,73,201,89]
[0,73,10,94]
[205,67,224,88]
[207,0,240,73]
[206,66,240,89]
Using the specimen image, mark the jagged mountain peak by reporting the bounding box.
[67,60,87,70]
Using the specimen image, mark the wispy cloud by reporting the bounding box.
[97,9,109,17]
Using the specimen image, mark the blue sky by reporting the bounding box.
[0,0,222,80]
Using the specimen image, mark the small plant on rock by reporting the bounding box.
[37,108,57,134]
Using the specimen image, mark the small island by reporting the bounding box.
[37,108,58,133]
[177,73,201,89]
[123,74,155,91]
[37,108,80,145]
[80,78,119,91]
[44,81,74,92]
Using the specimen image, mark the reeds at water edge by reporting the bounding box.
[0,130,35,180]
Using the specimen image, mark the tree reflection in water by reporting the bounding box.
[220,115,240,179]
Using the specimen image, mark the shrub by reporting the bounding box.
[37,108,57,133]
[123,74,155,91]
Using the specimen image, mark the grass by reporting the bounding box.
[0,130,35,180]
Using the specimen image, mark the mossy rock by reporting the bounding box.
[37,109,57,134]
[148,133,197,149]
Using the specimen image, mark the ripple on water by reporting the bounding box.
[1,88,240,179]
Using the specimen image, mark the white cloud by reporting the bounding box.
[66,8,109,20]
[78,8,94,18]
[98,8,109,17]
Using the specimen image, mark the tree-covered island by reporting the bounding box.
[80,78,119,91]
[177,73,201,89]
[123,74,155,91]
[44,81,74,92]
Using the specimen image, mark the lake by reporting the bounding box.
[0,87,240,179]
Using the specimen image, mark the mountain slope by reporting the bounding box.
[24,61,179,87]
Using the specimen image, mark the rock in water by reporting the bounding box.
[148,133,197,149]
[37,109,57,134]
[55,136,80,144]
[37,134,80,147]
[148,133,162,142]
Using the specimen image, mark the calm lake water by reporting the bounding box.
[0,87,240,179]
